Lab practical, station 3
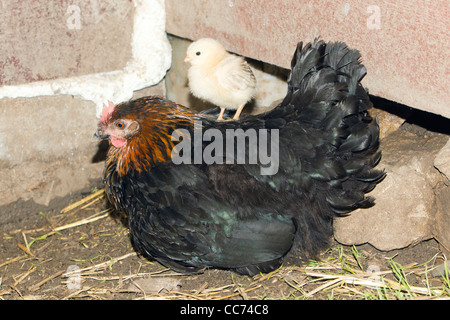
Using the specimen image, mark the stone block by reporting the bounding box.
[0,95,104,206]
[370,107,405,140]
[434,138,450,181]
[0,1,134,86]
[433,138,450,253]
[334,124,449,251]
[0,0,171,207]
[0,0,172,117]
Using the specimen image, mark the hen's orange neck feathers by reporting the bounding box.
[103,97,202,176]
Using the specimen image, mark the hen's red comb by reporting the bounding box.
[100,100,115,123]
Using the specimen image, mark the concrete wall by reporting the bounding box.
[0,0,171,116]
[0,0,171,206]
[0,1,134,86]
[166,0,450,119]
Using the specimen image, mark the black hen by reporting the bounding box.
[96,40,385,276]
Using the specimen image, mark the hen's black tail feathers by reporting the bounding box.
[281,40,385,259]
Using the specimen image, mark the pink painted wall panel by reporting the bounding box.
[166,0,450,118]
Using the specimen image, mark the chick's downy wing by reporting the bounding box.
[215,55,256,91]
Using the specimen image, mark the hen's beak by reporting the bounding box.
[184,54,192,63]
[94,127,110,140]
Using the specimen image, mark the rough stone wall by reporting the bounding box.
[0,1,134,86]
[0,96,100,206]
[334,123,450,252]
[0,0,171,207]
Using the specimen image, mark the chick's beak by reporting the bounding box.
[94,127,110,140]
[184,54,192,63]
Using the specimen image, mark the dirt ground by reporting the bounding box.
[0,182,448,301]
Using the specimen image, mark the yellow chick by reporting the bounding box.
[185,38,256,121]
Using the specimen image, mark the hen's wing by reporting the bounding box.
[106,159,295,276]
[215,55,256,91]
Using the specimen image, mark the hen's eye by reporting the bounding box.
[116,121,125,129]
[196,51,201,56]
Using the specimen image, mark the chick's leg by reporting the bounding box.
[217,107,226,121]
[233,104,245,120]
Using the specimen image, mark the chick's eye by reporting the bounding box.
[196,51,201,56]
[115,121,124,129]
